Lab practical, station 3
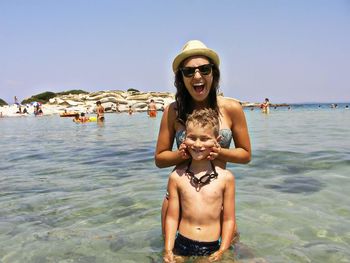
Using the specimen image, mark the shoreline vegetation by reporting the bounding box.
[1,89,290,117]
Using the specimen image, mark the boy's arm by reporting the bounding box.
[209,171,235,262]
[164,173,180,260]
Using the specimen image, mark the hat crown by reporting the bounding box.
[172,39,220,72]
[182,40,207,52]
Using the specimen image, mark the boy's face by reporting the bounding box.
[185,123,218,161]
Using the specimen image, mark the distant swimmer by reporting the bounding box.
[73,113,81,123]
[330,103,338,109]
[261,98,270,114]
[73,113,92,123]
[148,99,157,118]
[80,112,88,123]
[96,101,105,121]
[128,105,133,115]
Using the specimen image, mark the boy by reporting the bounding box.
[164,108,235,262]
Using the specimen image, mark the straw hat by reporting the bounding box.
[172,40,220,72]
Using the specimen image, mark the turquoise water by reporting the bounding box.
[0,105,349,263]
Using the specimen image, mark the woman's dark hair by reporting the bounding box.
[174,58,220,124]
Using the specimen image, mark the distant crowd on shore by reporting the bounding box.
[12,96,44,116]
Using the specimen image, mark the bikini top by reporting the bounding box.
[175,128,232,149]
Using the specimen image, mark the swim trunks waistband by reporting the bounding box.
[174,233,220,257]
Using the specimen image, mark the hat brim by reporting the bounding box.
[172,48,220,72]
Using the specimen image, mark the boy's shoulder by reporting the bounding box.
[216,166,235,183]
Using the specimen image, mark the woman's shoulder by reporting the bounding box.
[218,96,243,113]
[164,101,177,114]
[161,102,179,131]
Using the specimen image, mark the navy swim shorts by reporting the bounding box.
[174,233,220,257]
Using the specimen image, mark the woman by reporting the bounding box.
[155,40,251,239]
[96,101,105,121]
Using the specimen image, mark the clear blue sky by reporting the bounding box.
[1,0,349,104]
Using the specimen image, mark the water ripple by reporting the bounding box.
[1,110,350,262]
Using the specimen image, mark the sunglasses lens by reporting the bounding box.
[198,64,212,75]
[181,67,195,77]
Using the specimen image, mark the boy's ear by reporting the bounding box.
[216,135,222,143]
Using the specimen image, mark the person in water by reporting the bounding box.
[155,40,251,239]
[128,105,134,115]
[148,99,157,117]
[73,113,80,123]
[80,112,89,123]
[163,108,235,262]
[96,101,105,121]
[261,98,270,114]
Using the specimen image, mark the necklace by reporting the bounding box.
[185,160,218,186]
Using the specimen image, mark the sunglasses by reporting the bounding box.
[180,64,214,78]
[185,160,218,186]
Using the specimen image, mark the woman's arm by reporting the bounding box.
[155,104,190,168]
[215,100,251,164]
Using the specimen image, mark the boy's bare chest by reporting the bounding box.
[178,178,224,203]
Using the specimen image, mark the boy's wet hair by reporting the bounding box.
[186,108,219,137]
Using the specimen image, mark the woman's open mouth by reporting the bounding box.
[193,83,205,93]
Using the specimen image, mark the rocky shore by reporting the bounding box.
[0,90,175,117]
[0,90,288,117]
[48,90,176,114]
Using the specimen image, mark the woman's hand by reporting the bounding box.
[207,142,221,161]
[178,142,190,160]
[163,250,175,263]
[208,249,225,262]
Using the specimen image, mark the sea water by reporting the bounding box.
[0,104,349,263]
